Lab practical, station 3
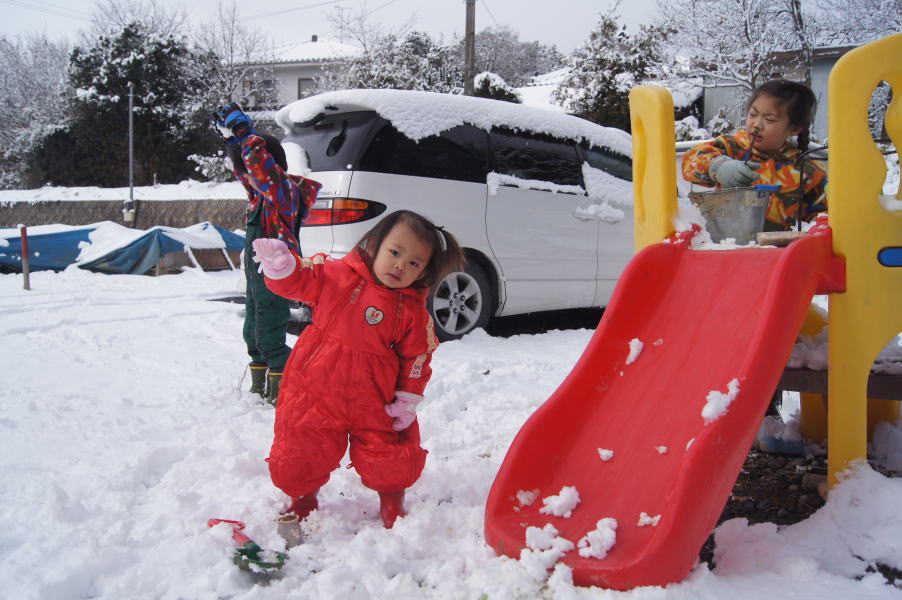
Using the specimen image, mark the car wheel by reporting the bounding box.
[429,261,493,341]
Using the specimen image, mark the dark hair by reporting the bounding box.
[227,133,288,173]
[748,80,818,154]
[357,210,466,290]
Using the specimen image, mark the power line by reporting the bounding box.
[479,0,501,27]
[370,0,398,14]
[0,0,90,21]
[244,0,348,22]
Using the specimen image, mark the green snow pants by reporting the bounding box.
[243,210,292,372]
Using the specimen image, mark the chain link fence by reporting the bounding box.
[0,199,247,231]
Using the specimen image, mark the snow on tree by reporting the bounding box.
[88,0,187,39]
[813,0,899,140]
[814,0,901,46]
[30,21,220,187]
[342,30,463,93]
[552,13,665,131]
[472,72,522,103]
[192,4,279,109]
[656,0,820,91]
[326,3,461,93]
[459,26,565,88]
[0,34,70,189]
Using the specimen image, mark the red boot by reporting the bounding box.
[378,491,407,529]
[285,492,319,520]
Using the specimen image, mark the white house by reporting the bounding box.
[239,35,360,111]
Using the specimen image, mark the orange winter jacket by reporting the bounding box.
[682,129,828,230]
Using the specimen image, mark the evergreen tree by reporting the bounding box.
[31,21,219,187]
[552,16,665,131]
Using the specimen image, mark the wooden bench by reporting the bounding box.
[778,368,902,400]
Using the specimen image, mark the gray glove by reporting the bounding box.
[709,156,761,188]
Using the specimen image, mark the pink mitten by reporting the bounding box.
[251,238,295,279]
[385,391,423,431]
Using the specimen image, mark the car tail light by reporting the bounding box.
[303,198,386,227]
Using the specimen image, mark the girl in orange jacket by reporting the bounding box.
[252,210,465,528]
[682,80,827,231]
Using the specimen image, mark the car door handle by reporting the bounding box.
[574,205,626,224]
[572,208,597,221]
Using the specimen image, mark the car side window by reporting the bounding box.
[359,122,488,183]
[581,145,633,182]
[490,129,582,187]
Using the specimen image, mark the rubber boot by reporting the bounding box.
[285,492,319,520]
[248,362,267,397]
[267,371,282,406]
[378,491,407,529]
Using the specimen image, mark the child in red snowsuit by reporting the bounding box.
[252,210,465,528]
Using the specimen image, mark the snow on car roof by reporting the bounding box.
[275,89,632,157]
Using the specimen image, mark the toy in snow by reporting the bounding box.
[207,518,288,574]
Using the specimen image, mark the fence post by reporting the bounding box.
[19,224,30,291]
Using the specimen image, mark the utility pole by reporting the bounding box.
[463,0,476,95]
[124,81,136,226]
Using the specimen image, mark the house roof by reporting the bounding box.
[272,37,360,65]
[769,45,857,64]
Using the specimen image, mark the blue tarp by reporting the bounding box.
[0,222,245,274]
[0,226,96,272]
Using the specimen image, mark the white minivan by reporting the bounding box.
[275,89,635,340]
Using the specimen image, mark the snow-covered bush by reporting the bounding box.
[706,108,734,138]
[188,152,233,182]
[472,72,521,104]
[675,116,708,141]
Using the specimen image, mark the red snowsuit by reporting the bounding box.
[264,247,437,497]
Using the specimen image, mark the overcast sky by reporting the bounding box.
[0,0,660,54]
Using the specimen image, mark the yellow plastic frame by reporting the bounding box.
[826,33,902,486]
[627,33,902,489]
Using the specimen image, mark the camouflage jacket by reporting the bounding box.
[234,134,322,254]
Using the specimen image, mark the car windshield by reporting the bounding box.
[288,110,378,171]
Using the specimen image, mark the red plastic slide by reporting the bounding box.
[484,220,844,590]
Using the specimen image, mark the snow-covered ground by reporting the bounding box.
[3,264,902,599]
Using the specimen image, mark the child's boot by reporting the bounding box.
[267,371,283,406]
[378,491,407,529]
[248,362,267,397]
[286,492,319,520]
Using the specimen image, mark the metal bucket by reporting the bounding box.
[688,185,777,244]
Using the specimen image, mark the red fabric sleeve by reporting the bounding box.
[264,252,330,307]
[394,305,439,396]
